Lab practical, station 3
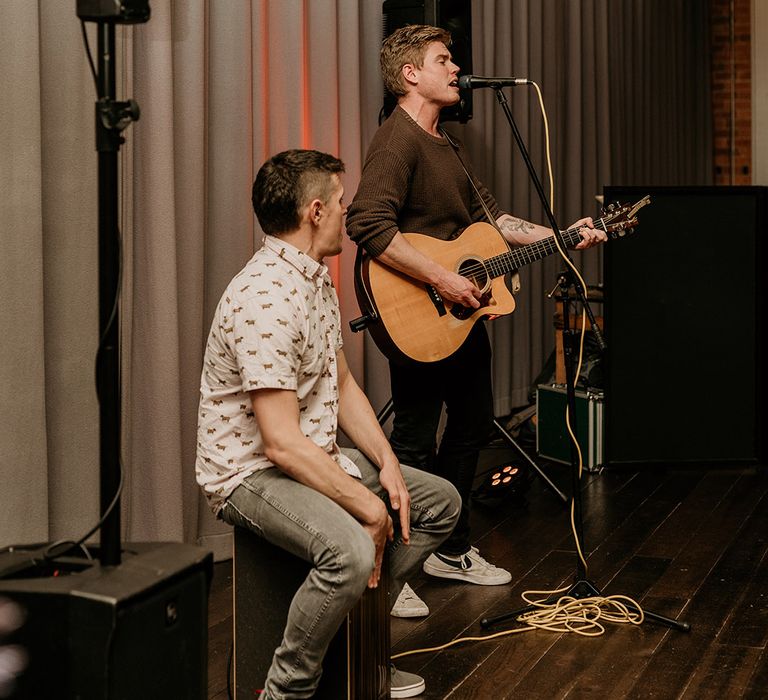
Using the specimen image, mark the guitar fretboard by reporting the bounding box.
[484,224,603,279]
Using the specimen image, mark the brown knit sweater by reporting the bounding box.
[346,106,501,257]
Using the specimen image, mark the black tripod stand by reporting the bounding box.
[478,84,690,633]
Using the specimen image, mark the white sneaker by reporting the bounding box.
[391,583,429,618]
[390,665,425,698]
[423,546,512,585]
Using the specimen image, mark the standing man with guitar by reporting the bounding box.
[346,25,606,614]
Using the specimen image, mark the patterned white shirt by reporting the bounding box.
[196,235,361,515]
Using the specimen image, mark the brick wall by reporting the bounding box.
[710,0,752,185]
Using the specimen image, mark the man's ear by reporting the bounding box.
[401,62,418,87]
[308,198,323,226]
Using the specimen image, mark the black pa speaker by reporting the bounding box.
[382,0,473,123]
[0,542,213,699]
[602,185,766,466]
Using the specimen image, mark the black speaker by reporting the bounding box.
[0,542,213,699]
[602,186,766,466]
[382,0,473,123]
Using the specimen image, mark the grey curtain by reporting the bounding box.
[1,2,101,546]
[608,0,712,185]
[1,0,711,554]
[460,0,615,413]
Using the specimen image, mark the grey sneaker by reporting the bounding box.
[391,665,425,698]
[423,546,512,585]
[391,583,429,618]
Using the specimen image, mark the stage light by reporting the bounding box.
[472,461,530,503]
[491,464,519,486]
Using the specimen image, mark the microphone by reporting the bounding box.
[457,75,531,89]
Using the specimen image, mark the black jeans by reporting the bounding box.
[389,323,495,555]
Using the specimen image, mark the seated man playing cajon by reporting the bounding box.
[196,149,461,699]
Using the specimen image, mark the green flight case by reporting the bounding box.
[536,384,604,471]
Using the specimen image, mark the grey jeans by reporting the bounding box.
[222,447,460,700]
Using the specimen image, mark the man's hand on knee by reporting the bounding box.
[378,458,411,543]
[361,502,393,588]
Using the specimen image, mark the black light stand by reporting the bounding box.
[478,86,689,633]
[89,17,143,567]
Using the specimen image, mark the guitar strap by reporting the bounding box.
[353,244,377,322]
[439,127,521,294]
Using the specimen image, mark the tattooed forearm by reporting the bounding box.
[499,216,535,236]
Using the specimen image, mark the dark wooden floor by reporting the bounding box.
[206,447,768,699]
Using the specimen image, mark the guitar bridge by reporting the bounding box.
[425,285,447,316]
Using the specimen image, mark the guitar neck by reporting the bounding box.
[487,224,596,278]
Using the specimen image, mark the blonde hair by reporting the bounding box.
[380,24,452,97]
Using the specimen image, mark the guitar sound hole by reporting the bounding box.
[457,258,488,290]
[451,259,491,320]
[451,305,473,320]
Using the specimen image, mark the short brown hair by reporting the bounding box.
[252,150,345,235]
[380,24,452,97]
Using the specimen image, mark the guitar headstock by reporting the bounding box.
[599,195,651,239]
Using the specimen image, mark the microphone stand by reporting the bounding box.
[479,87,689,632]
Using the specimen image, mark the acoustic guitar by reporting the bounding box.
[354,196,649,364]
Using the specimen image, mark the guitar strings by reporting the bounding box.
[457,198,640,286]
[456,225,589,282]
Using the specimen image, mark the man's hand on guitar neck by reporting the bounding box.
[377,231,483,309]
[570,217,607,249]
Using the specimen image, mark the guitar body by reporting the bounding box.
[361,222,516,363]
[354,196,649,364]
